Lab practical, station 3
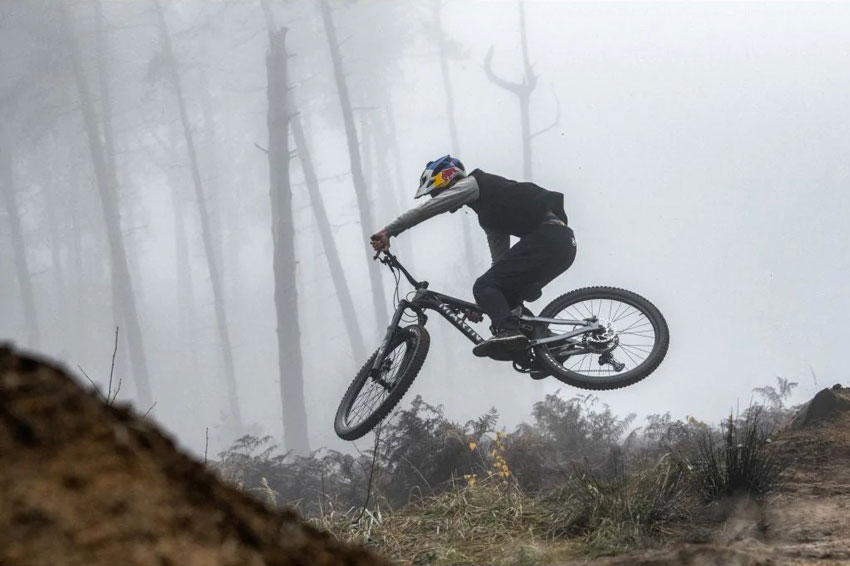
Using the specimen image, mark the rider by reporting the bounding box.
[370,155,577,358]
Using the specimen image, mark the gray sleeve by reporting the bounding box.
[384,176,479,237]
[485,228,510,265]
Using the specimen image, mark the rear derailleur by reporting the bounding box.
[598,352,626,372]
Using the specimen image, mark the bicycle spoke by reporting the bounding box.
[565,306,585,323]
[612,307,642,325]
[610,300,625,322]
[619,330,655,338]
[543,296,663,379]
[345,337,413,427]
[617,344,642,367]
[619,343,651,353]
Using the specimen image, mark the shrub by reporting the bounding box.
[543,458,693,555]
[378,396,498,507]
[691,406,784,501]
[502,393,636,491]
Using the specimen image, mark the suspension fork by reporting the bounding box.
[370,299,418,376]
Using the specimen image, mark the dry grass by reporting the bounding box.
[691,408,785,501]
[316,458,696,564]
[541,459,694,556]
[316,476,568,565]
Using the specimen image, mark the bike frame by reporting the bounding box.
[369,252,605,375]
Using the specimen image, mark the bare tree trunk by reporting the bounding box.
[162,130,199,371]
[59,0,153,406]
[267,29,309,453]
[319,0,388,333]
[153,0,242,431]
[0,137,40,349]
[434,1,461,157]
[382,98,409,215]
[434,1,478,272]
[94,0,126,367]
[42,168,67,347]
[292,116,367,362]
[483,0,538,181]
[363,106,410,264]
[69,160,84,346]
[197,35,225,273]
[95,0,117,190]
[262,0,366,362]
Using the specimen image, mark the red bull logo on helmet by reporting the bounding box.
[435,166,460,188]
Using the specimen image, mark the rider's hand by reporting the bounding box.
[370,230,390,253]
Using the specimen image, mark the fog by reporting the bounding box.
[2,0,848,455]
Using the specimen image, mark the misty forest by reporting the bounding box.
[2,1,850,565]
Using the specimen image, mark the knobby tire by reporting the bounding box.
[334,325,430,441]
[533,286,669,390]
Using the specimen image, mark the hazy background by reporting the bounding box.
[1,0,848,455]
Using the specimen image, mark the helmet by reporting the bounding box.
[415,155,465,199]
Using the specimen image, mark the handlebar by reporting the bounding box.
[373,250,426,289]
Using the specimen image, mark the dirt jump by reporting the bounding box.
[0,346,388,566]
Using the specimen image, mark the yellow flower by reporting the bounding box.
[468,441,477,451]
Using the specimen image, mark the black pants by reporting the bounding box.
[473,224,576,332]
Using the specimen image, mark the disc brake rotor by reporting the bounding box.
[585,319,618,353]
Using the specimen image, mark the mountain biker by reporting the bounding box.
[370,155,577,358]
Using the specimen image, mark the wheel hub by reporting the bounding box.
[585,319,618,353]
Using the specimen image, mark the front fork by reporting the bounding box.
[369,300,426,378]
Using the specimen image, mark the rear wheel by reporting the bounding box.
[334,325,430,441]
[533,287,668,390]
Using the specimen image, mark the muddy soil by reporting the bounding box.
[0,346,389,566]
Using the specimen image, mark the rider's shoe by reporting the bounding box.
[473,328,529,358]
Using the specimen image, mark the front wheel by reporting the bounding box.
[334,325,430,441]
[533,287,669,390]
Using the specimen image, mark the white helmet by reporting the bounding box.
[415,155,466,198]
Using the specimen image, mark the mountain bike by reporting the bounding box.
[334,251,669,441]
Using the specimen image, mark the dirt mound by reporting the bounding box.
[556,387,850,566]
[788,386,850,430]
[0,346,390,566]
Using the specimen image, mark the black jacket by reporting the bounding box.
[468,169,568,236]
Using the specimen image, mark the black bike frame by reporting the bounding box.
[369,252,604,375]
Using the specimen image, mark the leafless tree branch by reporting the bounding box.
[531,84,561,140]
[78,365,108,403]
[143,401,157,417]
[483,46,526,95]
[107,326,119,403]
